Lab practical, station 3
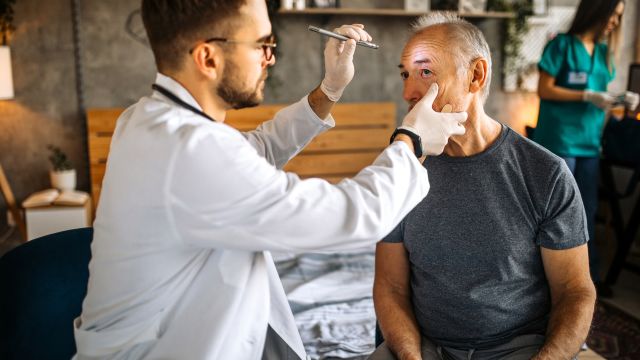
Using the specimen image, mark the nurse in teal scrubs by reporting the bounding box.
[534,0,639,295]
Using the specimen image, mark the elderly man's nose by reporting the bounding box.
[403,80,424,103]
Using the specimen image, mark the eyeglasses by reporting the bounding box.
[189,34,277,61]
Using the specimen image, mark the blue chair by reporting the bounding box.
[375,321,384,347]
[0,227,93,360]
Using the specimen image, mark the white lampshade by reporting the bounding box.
[0,46,15,100]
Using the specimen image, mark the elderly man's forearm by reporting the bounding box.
[374,292,422,359]
[532,290,596,360]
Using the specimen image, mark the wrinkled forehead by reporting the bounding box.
[400,27,452,68]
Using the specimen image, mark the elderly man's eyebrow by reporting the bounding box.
[398,59,432,68]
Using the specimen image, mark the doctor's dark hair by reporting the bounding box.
[141,0,247,72]
[568,0,624,72]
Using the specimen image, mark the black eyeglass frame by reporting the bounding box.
[189,35,277,61]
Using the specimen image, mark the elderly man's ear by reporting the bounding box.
[468,58,488,95]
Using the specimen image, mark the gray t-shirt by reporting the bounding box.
[383,125,588,349]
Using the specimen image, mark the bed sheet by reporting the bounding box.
[276,250,377,360]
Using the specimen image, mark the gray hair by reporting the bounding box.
[410,12,492,102]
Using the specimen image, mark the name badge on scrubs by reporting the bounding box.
[567,71,588,85]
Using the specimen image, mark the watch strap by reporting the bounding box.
[390,128,423,158]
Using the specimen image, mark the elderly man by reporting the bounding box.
[371,13,596,360]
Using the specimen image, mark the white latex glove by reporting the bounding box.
[583,90,616,110]
[399,83,468,156]
[624,91,639,110]
[321,24,372,102]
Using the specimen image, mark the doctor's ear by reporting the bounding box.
[468,58,488,95]
[190,44,221,80]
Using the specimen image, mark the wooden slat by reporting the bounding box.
[226,105,285,129]
[87,103,396,133]
[304,128,391,153]
[90,164,106,186]
[283,151,380,177]
[87,109,123,133]
[87,109,122,206]
[329,103,396,127]
[86,102,395,210]
[226,102,396,130]
[90,164,106,209]
[88,134,112,164]
[92,185,102,210]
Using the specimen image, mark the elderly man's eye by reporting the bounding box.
[420,69,432,78]
[400,72,409,80]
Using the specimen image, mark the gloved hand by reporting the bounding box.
[624,91,640,110]
[321,24,372,102]
[399,83,468,156]
[583,90,616,110]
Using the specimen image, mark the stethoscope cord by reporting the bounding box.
[151,84,216,122]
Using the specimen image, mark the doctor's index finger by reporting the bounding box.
[415,83,439,109]
[334,25,372,42]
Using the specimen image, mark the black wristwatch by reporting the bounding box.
[390,128,423,158]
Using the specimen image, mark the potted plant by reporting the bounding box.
[47,145,76,191]
[488,0,532,91]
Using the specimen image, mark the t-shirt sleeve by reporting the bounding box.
[538,35,568,77]
[536,162,589,249]
[382,219,405,243]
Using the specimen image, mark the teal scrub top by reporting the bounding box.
[533,34,615,157]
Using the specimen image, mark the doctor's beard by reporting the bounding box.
[217,58,267,110]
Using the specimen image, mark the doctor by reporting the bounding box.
[73,0,467,359]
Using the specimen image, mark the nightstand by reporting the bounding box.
[25,197,92,241]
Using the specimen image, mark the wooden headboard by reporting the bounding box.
[87,102,396,209]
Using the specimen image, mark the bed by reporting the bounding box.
[274,249,377,359]
[86,101,396,359]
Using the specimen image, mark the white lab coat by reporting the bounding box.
[73,73,430,359]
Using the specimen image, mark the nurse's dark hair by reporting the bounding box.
[141,0,247,72]
[568,0,624,72]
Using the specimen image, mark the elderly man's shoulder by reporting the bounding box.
[503,127,569,175]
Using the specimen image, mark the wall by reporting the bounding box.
[0,0,638,230]
[0,0,81,228]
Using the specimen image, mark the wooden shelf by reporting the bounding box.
[278,8,515,18]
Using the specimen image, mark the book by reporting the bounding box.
[22,189,89,208]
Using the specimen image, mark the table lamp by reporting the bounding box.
[0,45,14,100]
